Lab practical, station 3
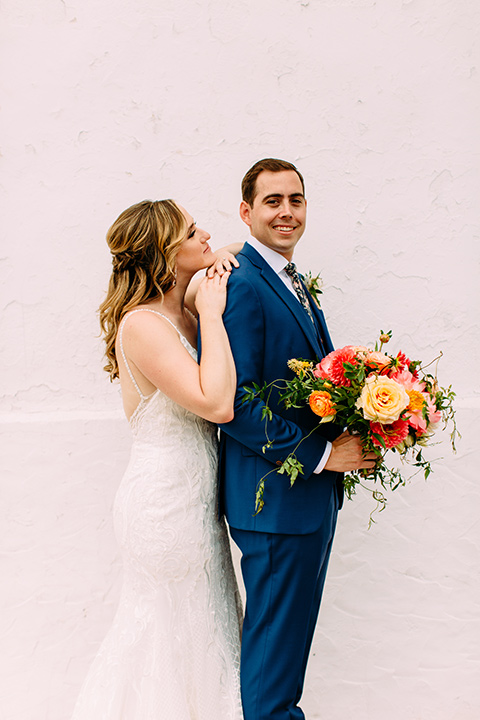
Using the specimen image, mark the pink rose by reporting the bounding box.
[393,370,440,435]
[364,350,391,373]
[426,398,442,427]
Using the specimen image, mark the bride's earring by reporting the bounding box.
[172,266,177,288]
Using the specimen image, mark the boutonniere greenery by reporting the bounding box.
[302,271,323,308]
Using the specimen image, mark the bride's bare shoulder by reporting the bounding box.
[118,307,180,350]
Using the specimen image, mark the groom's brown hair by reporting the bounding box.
[241,158,305,207]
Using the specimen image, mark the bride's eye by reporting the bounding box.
[188,227,196,239]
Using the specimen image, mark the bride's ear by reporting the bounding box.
[239,201,252,227]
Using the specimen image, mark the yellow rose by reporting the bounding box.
[356,375,409,423]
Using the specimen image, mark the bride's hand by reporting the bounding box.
[195,271,231,318]
[206,251,239,279]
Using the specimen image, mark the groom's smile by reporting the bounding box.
[272,224,298,234]
[239,169,307,260]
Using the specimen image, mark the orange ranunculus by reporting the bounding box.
[308,391,336,422]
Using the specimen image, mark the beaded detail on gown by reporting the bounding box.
[72,309,243,720]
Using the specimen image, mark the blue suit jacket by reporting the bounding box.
[218,243,344,535]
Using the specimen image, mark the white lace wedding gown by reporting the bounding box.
[72,309,243,720]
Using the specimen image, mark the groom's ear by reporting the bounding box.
[239,201,252,227]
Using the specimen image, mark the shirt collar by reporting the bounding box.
[246,238,291,275]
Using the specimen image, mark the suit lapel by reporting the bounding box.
[241,244,325,360]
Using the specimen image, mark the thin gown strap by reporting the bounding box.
[118,308,185,399]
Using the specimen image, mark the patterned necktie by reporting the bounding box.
[284,262,315,325]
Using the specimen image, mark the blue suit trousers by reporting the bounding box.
[230,485,339,720]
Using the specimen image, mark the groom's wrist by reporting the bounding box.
[313,442,332,474]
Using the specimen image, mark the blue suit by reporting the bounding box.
[219,243,343,719]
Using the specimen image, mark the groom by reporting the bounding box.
[219,158,374,719]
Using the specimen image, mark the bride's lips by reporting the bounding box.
[203,244,212,253]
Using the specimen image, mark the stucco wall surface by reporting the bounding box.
[1,1,479,719]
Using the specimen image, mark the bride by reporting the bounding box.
[72,199,244,719]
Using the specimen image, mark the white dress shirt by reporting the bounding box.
[246,239,332,473]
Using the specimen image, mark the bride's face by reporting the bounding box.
[175,206,216,275]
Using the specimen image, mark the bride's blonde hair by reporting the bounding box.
[99,199,187,380]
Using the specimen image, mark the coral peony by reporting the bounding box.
[370,419,410,449]
[313,346,366,387]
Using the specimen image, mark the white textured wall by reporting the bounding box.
[1,1,479,718]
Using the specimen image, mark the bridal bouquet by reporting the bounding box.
[243,332,458,524]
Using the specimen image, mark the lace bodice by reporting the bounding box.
[72,308,243,719]
[118,308,217,455]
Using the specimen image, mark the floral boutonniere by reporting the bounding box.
[302,271,323,308]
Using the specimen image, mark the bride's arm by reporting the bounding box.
[185,242,243,313]
[120,274,236,424]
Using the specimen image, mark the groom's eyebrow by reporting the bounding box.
[262,192,305,202]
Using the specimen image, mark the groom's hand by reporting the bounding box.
[324,431,377,473]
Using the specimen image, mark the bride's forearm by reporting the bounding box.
[197,314,236,424]
[213,242,244,258]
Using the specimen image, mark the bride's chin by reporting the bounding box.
[200,257,215,271]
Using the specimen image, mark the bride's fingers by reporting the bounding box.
[219,251,238,270]
[207,253,238,278]
[204,270,230,288]
[212,270,230,287]
[207,262,224,278]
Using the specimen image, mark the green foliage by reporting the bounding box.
[277,456,304,486]
[243,330,459,526]
[254,478,265,515]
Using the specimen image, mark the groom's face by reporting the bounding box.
[240,170,306,260]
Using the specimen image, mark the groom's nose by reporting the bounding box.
[278,202,293,217]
